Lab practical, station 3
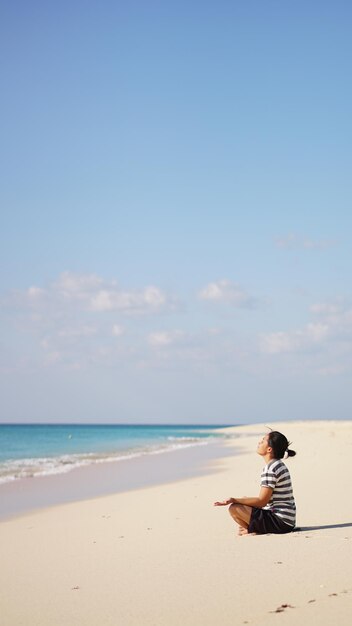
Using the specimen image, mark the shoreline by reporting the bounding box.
[0,423,230,486]
[1,420,352,626]
[0,437,234,521]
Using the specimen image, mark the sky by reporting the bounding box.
[1,1,352,424]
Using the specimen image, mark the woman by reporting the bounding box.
[214,431,296,535]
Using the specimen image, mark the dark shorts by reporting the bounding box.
[248,507,294,535]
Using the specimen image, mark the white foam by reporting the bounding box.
[0,438,216,485]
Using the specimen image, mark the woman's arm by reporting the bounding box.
[214,486,273,508]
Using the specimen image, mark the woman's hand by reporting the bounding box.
[214,487,273,509]
[213,498,235,506]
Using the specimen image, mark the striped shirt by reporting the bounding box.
[261,459,296,527]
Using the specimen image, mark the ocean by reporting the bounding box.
[0,423,232,485]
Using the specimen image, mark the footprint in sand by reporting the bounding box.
[270,604,294,613]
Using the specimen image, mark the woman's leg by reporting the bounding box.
[228,503,253,535]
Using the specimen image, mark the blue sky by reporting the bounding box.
[1,1,351,423]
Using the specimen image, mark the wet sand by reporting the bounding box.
[0,440,233,520]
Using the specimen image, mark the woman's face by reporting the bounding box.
[257,434,270,456]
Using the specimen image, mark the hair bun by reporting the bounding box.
[286,448,296,457]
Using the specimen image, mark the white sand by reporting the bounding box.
[1,420,352,625]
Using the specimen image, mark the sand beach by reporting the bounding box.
[1,420,351,625]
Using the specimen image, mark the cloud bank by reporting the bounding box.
[23,271,174,316]
[2,272,352,383]
[260,299,352,375]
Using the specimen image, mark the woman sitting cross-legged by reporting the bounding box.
[214,431,296,535]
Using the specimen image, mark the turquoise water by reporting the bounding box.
[0,424,231,484]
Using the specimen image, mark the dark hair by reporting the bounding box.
[267,431,296,459]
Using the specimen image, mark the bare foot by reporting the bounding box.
[238,526,257,536]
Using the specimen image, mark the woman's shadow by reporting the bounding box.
[295,522,352,532]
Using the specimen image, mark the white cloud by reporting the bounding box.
[309,302,343,316]
[45,351,62,365]
[11,272,173,317]
[260,323,329,354]
[258,297,352,379]
[27,286,45,298]
[302,238,336,250]
[90,290,114,311]
[143,286,166,307]
[260,297,352,358]
[148,330,185,347]
[199,279,256,308]
[1,272,178,371]
[309,300,352,340]
[260,331,297,354]
[306,323,329,341]
[54,271,104,297]
[275,233,336,250]
[112,324,124,337]
[90,285,167,314]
